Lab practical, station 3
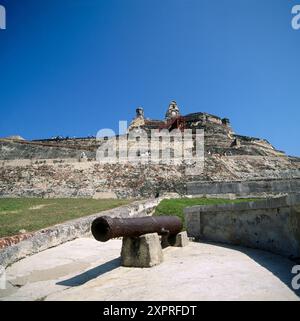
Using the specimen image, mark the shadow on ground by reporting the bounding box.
[204,241,300,298]
[56,241,300,298]
[57,257,121,287]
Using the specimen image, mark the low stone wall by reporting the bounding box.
[184,194,300,260]
[0,198,162,268]
[187,178,300,197]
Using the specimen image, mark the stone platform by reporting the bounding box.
[0,238,299,301]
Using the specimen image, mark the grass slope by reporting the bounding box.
[0,198,131,238]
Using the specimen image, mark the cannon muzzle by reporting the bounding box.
[91,215,182,242]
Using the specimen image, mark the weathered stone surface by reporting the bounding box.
[2,239,299,301]
[121,233,163,268]
[0,139,97,160]
[187,177,300,197]
[184,194,300,259]
[79,152,88,162]
[0,106,299,199]
[0,162,187,199]
[0,233,34,250]
[173,231,189,247]
[0,158,299,199]
[93,191,117,199]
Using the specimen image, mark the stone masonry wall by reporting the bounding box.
[0,155,299,199]
[187,178,300,197]
[0,140,96,160]
[184,194,300,260]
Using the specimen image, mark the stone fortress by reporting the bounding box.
[1,101,300,301]
[0,101,299,199]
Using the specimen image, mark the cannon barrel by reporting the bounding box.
[91,215,182,242]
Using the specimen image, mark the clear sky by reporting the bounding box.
[0,0,299,156]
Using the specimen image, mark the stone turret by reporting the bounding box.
[136,107,144,119]
[165,101,180,121]
[128,106,146,130]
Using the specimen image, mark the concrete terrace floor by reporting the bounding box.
[0,238,299,301]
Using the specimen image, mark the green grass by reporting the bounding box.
[154,197,259,229]
[0,198,132,238]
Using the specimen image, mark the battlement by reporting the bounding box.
[129,102,231,132]
[0,101,291,161]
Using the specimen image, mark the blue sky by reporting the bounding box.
[0,0,299,156]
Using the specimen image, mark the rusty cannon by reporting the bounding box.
[91,215,188,268]
[91,215,182,242]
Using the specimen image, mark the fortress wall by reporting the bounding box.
[0,152,299,199]
[184,194,300,259]
[0,162,187,199]
[187,177,300,197]
[0,158,81,167]
[32,138,102,150]
[0,140,96,160]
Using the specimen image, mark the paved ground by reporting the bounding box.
[0,238,299,301]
